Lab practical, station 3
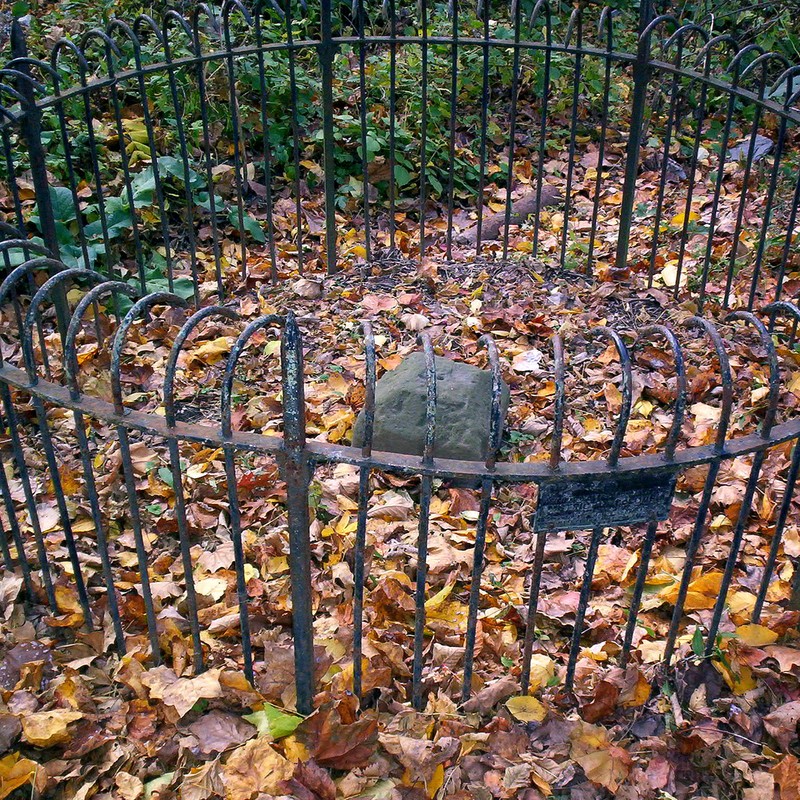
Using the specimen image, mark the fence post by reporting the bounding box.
[281,312,315,715]
[319,0,338,275]
[10,20,69,338]
[615,3,653,271]
[11,21,57,260]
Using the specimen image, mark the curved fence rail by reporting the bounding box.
[0,252,799,711]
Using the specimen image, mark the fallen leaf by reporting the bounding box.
[21,710,83,747]
[462,676,519,713]
[221,736,293,800]
[188,711,257,755]
[735,624,779,647]
[505,695,547,723]
[0,753,37,800]
[764,701,800,751]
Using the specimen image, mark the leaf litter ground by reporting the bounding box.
[2,107,800,798]
[1,246,800,800]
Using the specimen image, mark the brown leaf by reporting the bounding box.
[294,703,378,770]
[380,734,454,784]
[462,676,519,714]
[570,721,631,793]
[772,755,800,800]
[115,771,144,800]
[161,669,224,719]
[579,681,620,723]
[764,701,800,751]
[20,710,83,748]
[181,759,225,800]
[182,759,224,800]
[221,736,293,800]
[187,711,257,755]
[279,760,336,800]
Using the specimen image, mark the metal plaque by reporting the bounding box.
[535,470,678,532]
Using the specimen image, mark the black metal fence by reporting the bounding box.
[0,0,799,714]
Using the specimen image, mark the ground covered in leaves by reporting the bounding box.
[0,249,800,800]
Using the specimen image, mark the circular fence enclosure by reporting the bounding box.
[0,0,798,717]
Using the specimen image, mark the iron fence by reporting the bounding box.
[0,0,798,715]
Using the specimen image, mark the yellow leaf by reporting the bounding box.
[570,722,631,792]
[660,260,686,289]
[525,654,556,693]
[506,695,547,723]
[426,764,444,798]
[714,660,757,695]
[659,571,723,610]
[735,624,779,647]
[425,580,455,612]
[189,336,232,366]
[0,753,38,800]
[670,210,699,227]
[21,711,83,748]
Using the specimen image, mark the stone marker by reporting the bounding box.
[352,352,510,462]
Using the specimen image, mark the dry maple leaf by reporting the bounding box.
[221,735,293,800]
[294,703,378,770]
[569,720,632,792]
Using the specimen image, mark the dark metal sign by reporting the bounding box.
[535,470,679,532]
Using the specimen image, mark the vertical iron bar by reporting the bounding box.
[11,23,69,339]
[722,100,765,308]
[418,0,429,262]
[616,26,652,271]
[282,311,314,714]
[0,443,34,600]
[565,525,603,691]
[587,16,613,274]
[501,0,523,261]
[11,22,58,262]
[193,10,225,295]
[412,335,436,710]
[559,13,582,267]
[698,81,738,312]
[387,0,397,250]
[461,335,501,703]
[223,10,249,277]
[531,8,551,259]
[673,70,710,300]
[253,11,279,284]
[164,31,200,303]
[352,321,375,701]
[117,426,162,662]
[520,528,547,693]
[445,0,459,260]
[647,48,682,286]
[621,518,658,663]
[168,437,204,671]
[704,450,766,654]
[357,0,372,263]
[222,443,253,681]
[285,0,305,275]
[753,441,800,622]
[73,411,126,654]
[320,0,338,273]
[474,0,491,254]
[0,384,57,609]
